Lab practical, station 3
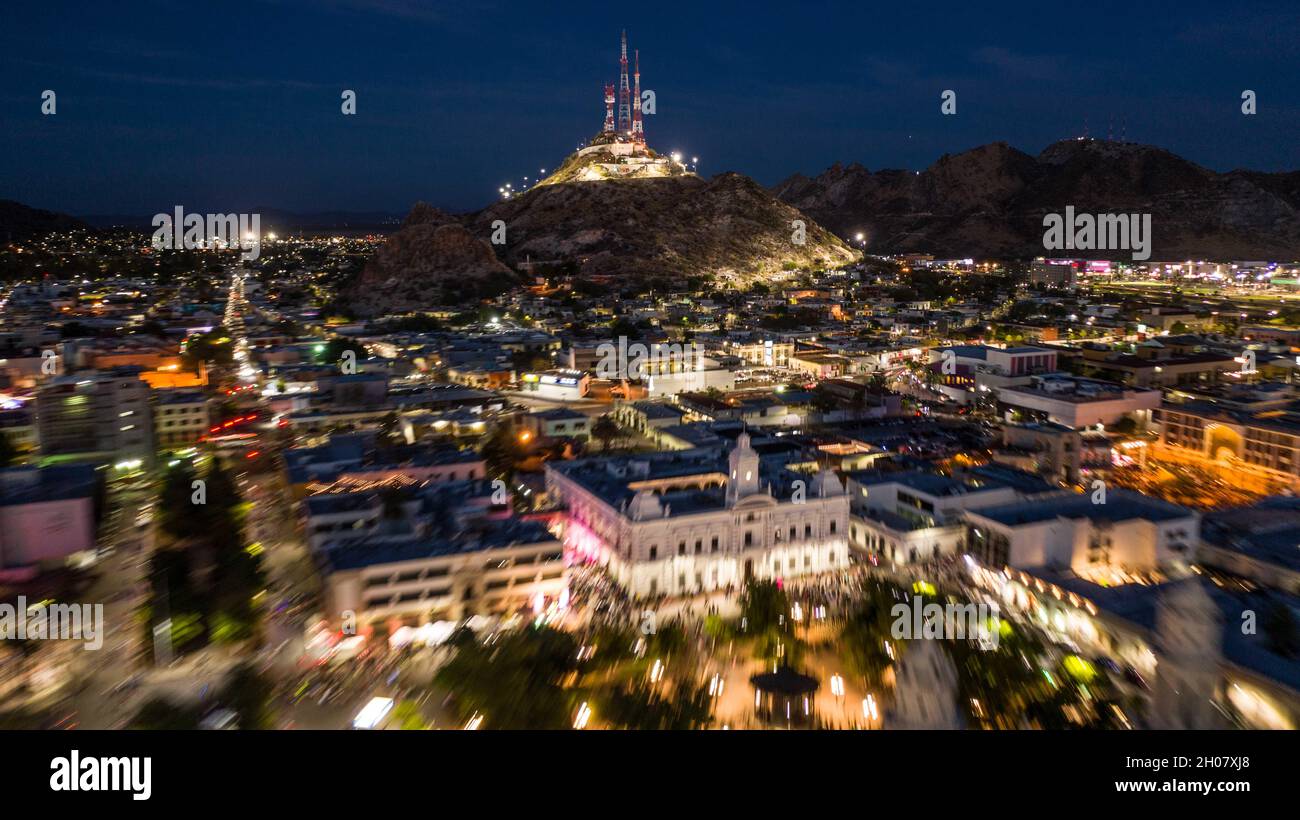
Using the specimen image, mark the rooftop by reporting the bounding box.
[969,488,1193,527]
[0,464,99,506]
[320,518,558,572]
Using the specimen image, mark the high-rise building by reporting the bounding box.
[36,367,156,467]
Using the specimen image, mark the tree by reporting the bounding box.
[739,579,799,662]
[434,626,580,729]
[391,700,430,730]
[1263,602,1299,658]
[141,547,209,662]
[1111,416,1138,435]
[147,458,265,656]
[739,579,791,637]
[318,337,366,366]
[479,423,523,481]
[202,460,242,513]
[840,582,903,687]
[944,617,1056,728]
[598,678,714,730]
[608,318,640,339]
[159,462,206,540]
[0,431,19,468]
[591,415,621,452]
[181,327,234,371]
[511,349,552,374]
[129,697,203,730]
[219,663,276,729]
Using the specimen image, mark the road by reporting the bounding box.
[16,476,159,728]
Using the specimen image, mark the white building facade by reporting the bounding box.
[547,434,850,598]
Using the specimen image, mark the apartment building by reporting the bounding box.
[35,367,156,467]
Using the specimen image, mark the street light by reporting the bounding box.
[862,693,878,720]
[573,701,592,729]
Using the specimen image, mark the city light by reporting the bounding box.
[573,701,592,729]
[0,5,1292,783]
[352,697,394,730]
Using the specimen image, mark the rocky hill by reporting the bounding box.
[772,140,1300,260]
[346,144,857,314]
[466,170,855,284]
[346,220,516,315]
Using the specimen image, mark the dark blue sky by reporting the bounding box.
[3,0,1299,217]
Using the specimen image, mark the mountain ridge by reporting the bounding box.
[772,140,1300,260]
[0,199,91,240]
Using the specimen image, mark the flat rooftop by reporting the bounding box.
[969,488,1192,527]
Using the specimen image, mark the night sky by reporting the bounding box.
[3,0,1299,217]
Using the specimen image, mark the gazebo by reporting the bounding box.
[750,665,820,727]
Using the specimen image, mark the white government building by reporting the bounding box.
[545,433,850,597]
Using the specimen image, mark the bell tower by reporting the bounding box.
[727,432,761,506]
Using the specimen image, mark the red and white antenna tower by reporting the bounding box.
[618,30,631,134]
[632,49,644,143]
[604,83,615,133]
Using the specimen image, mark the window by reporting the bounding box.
[649,546,657,560]
[744,531,753,547]
[829,521,837,534]
[694,540,702,555]
[804,524,812,538]
[711,536,719,552]
[678,541,686,556]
